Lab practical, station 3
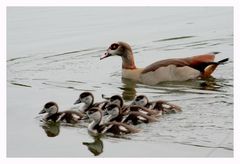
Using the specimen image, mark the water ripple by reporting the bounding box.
[7,39,233,154]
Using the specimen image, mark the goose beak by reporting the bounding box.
[39,108,47,114]
[100,52,112,60]
[74,99,81,105]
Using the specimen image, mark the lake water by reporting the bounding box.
[7,7,233,157]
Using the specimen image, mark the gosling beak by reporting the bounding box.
[100,52,112,60]
[74,99,81,105]
[39,108,47,114]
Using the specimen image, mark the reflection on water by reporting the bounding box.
[155,77,223,92]
[121,78,137,101]
[199,78,222,90]
[82,136,104,156]
[120,75,226,102]
[41,121,60,137]
[41,120,104,156]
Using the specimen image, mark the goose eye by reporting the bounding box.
[110,43,119,50]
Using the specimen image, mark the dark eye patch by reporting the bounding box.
[136,96,144,101]
[106,104,117,111]
[110,43,119,50]
[44,102,56,108]
[110,95,121,102]
[80,92,90,99]
[106,107,112,112]
[88,110,94,115]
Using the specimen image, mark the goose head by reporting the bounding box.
[101,42,136,69]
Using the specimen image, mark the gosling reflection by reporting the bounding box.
[41,121,60,137]
[121,78,137,101]
[82,137,103,156]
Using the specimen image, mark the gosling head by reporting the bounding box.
[86,107,102,122]
[39,101,58,115]
[110,95,124,107]
[105,103,121,119]
[74,92,94,105]
[132,95,149,107]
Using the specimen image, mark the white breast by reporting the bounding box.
[139,65,200,85]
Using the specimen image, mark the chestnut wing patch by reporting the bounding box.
[142,54,216,74]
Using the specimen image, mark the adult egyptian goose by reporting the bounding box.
[100,42,229,85]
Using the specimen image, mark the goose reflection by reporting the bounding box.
[41,121,60,137]
[82,136,103,156]
[121,78,137,101]
[199,77,222,90]
[121,76,223,100]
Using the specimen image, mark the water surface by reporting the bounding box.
[7,7,233,157]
